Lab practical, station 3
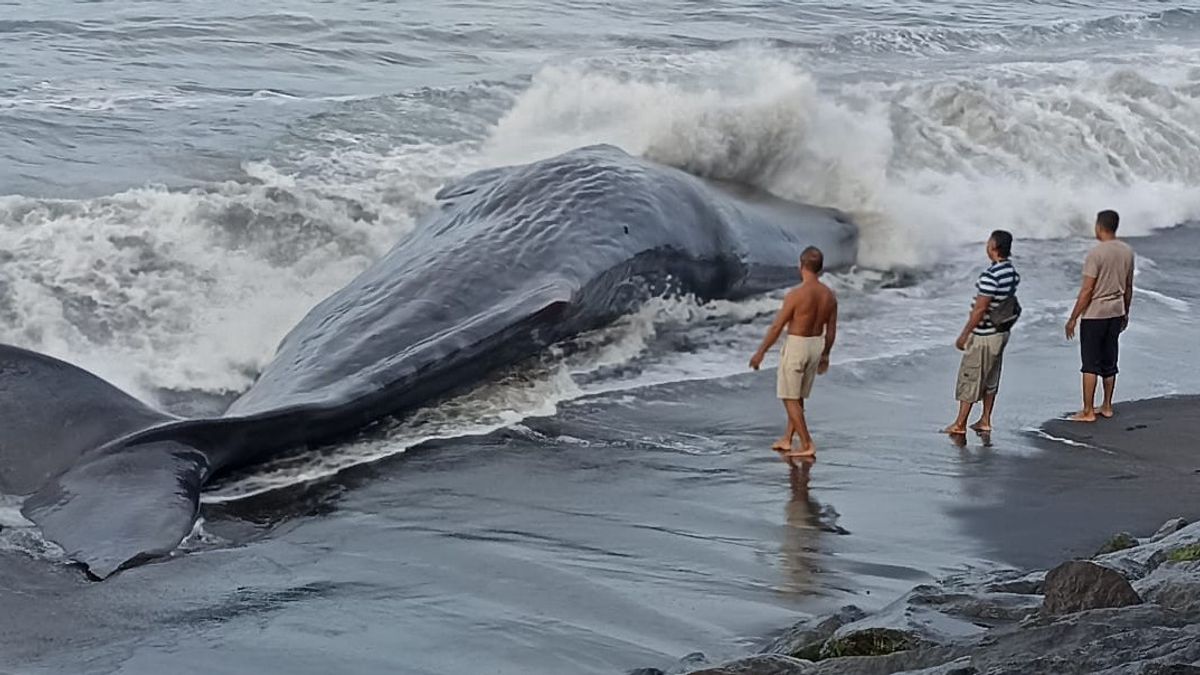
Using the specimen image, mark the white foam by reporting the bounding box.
[0,142,471,399]
[483,49,1200,268]
[1136,288,1191,312]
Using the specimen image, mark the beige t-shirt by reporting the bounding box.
[1082,239,1135,320]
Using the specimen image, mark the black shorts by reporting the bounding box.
[1080,316,1124,377]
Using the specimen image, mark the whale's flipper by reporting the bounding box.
[0,344,173,494]
[22,439,207,579]
[0,344,205,578]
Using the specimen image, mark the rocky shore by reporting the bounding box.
[634,517,1200,675]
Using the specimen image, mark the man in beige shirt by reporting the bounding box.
[1065,209,1135,422]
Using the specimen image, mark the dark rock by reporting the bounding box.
[1041,561,1142,616]
[760,606,866,660]
[802,646,967,675]
[667,653,712,674]
[1150,518,1189,542]
[685,654,813,675]
[1139,665,1200,675]
[629,669,667,675]
[820,628,918,660]
[1096,532,1137,555]
[970,605,1200,674]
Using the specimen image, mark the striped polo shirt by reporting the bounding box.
[974,259,1020,335]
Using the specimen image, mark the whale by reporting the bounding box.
[0,144,857,578]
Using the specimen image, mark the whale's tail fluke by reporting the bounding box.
[0,344,207,578]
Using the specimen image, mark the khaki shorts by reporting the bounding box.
[955,332,1010,403]
[777,335,825,400]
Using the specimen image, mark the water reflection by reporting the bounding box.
[779,462,821,593]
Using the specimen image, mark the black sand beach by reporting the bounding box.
[643,395,1200,674]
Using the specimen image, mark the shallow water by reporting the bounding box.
[3,1,1200,673]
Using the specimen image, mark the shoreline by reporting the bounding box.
[636,395,1200,675]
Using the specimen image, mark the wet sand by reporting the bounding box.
[1042,395,1200,471]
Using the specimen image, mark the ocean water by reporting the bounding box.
[2,2,1200,673]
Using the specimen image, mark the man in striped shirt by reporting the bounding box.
[944,230,1020,436]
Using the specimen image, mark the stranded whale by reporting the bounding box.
[0,144,857,578]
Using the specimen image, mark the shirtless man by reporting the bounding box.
[749,247,838,462]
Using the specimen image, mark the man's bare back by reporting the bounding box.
[782,280,837,338]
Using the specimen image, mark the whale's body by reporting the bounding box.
[0,145,856,578]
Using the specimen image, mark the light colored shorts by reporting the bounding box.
[955,332,1010,403]
[777,335,825,400]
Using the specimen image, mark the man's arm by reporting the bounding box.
[750,295,794,370]
[1122,265,1134,330]
[1065,275,1097,340]
[956,295,992,351]
[818,296,837,374]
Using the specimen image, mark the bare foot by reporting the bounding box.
[771,437,791,452]
[942,424,967,435]
[1099,407,1114,419]
[969,420,992,433]
[1068,411,1097,423]
[786,445,816,462]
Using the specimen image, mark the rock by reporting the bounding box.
[822,584,995,652]
[820,628,918,660]
[1150,518,1190,543]
[971,605,1200,674]
[1166,544,1200,563]
[1042,560,1142,616]
[1096,532,1138,555]
[686,654,814,675]
[1134,560,1200,616]
[629,669,666,675]
[893,657,977,675]
[802,646,967,675]
[984,570,1045,595]
[760,606,867,660]
[1094,521,1200,580]
[1138,665,1200,675]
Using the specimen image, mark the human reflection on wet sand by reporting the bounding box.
[778,461,822,593]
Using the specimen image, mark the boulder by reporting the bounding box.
[1042,561,1141,616]
[826,585,991,649]
[1134,560,1200,616]
[686,654,814,675]
[1095,532,1137,555]
[820,628,919,660]
[1150,518,1189,543]
[760,606,867,660]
